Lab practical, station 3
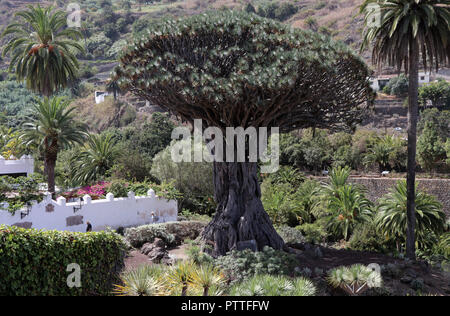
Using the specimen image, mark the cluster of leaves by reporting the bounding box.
[327,264,382,296]
[0,175,44,214]
[229,274,316,296]
[0,225,126,295]
[382,74,409,97]
[213,247,299,284]
[419,79,450,109]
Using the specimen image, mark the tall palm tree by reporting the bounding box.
[1,5,84,96]
[361,0,450,259]
[71,134,118,185]
[20,97,87,194]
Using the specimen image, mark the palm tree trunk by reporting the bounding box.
[406,38,419,260]
[46,157,56,195]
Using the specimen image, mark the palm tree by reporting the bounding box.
[20,97,87,194]
[1,5,84,96]
[106,77,121,101]
[376,180,446,250]
[361,0,450,259]
[71,134,118,185]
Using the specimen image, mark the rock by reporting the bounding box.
[153,238,166,248]
[147,246,171,264]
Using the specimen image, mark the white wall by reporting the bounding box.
[0,189,178,232]
[0,155,34,176]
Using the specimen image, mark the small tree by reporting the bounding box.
[417,121,446,172]
[116,11,373,256]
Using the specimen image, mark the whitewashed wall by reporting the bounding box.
[0,155,34,176]
[0,189,178,232]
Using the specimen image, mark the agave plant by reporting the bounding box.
[327,264,382,296]
[191,264,226,296]
[376,180,446,249]
[113,265,165,296]
[229,275,316,296]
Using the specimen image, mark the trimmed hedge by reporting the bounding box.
[0,225,127,296]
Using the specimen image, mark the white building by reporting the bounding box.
[0,155,34,177]
[370,72,431,92]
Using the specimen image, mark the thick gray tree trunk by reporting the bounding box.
[406,38,419,260]
[201,161,284,257]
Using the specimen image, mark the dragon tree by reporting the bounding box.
[115,11,374,256]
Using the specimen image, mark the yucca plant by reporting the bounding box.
[113,265,165,296]
[376,180,446,249]
[328,264,382,296]
[229,275,316,296]
[191,264,226,296]
[166,261,196,296]
[1,5,84,96]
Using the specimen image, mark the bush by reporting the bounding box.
[229,274,316,296]
[0,225,126,296]
[348,222,395,253]
[124,224,177,248]
[214,247,298,283]
[382,74,409,97]
[296,222,328,244]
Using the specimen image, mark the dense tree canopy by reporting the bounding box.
[116,11,374,133]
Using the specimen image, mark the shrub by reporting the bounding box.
[382,74,409,97]
[124,224,177,248]
[348,221,395,253]
[296,222,328,244]
[276,225,305,244]
[229,274,316,296]
[214,247,298,283]
[0,225,126,296]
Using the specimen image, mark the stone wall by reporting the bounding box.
[315,177,450,218]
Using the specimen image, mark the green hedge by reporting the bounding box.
[0,225,127,296]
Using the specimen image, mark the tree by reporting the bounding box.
[115,11,373,256]
[106,78,122,101]
[419,79,450,108]
[20,97,87,194]
[71,134,118,185]
[1,5,84,97]
[361,0,450,260]
[417,121,446,171]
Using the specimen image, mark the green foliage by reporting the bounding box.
[296,222,328,244]
[229,274,316,296]
[382,74,408,97]
[151,139,214,215]
[376,180,447,249]
[214,247,298,283]
[364,134,407,171]
[0,225,126,296]
[113,265,164,296]
[348,221,395,253]
[262,165,305,188]
[417,121,446,171]
[327,264,382,295]
[1,5,84,96]
[0,81,36,127]
[124,223,176,248]
[275,225,305,244]
[255,2,298,22]
[0,175,44,214]
[419,79,450,108]
[70,134,118,185]
[418,108,450,140]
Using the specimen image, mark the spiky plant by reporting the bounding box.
[20,97,87,194]
[327,264,382,296]
[113,265,164,296]
[166,261,196,296]
[191,264,226,296]
[229,275,316,296]
[376,180,446,249]
[1,5,84,96]
[70,134,118,186]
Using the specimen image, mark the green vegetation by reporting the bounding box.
[0,225,126,295]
